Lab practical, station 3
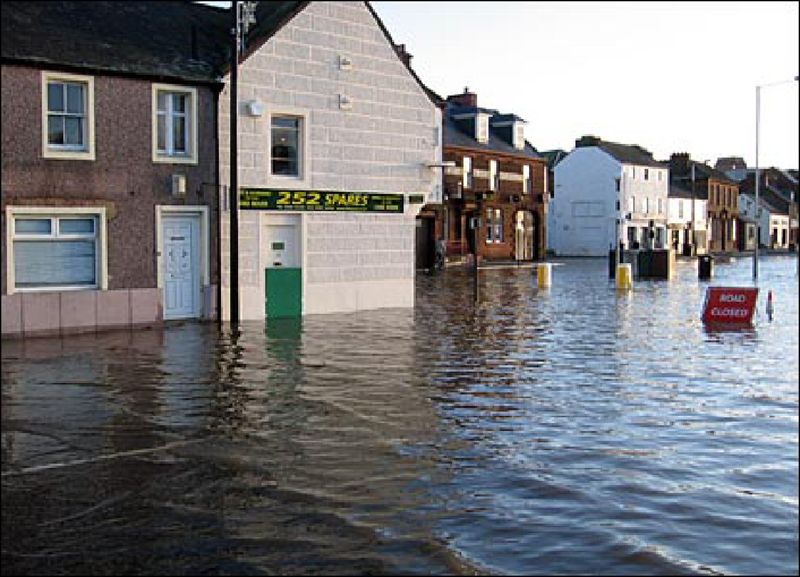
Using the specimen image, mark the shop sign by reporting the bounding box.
[239,188,404,213]
[701,286,758,326]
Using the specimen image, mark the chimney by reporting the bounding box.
[670,152,691,177]
[446,87,477,109]
[394,43,412,67]
[575,135,601,148]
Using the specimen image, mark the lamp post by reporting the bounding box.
[229,1,257,324]
[753,75,799,280]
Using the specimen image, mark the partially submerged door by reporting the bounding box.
[162,215,200,320]
[264,223,301,318]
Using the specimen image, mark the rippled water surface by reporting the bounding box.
[2,256,798,575]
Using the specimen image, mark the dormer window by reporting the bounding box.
[513,122,525,150]
[476,114,489,144]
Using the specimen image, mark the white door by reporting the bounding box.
[162,215,200,320]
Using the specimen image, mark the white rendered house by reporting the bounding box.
[218,1,442,320]
[666,184,709,255]
[549,137,669,256]
[739,193,791,248]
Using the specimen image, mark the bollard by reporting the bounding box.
[537,262,552,288]
[616,263,633,290]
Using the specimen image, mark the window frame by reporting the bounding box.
[265,106,312,189]
[522,165,531,194]
[463,156,473,189]
[6,206,108,295]
[41,71,95,161]
[485,207,504,244]
[489,159,498,192]
[152,83,198,165]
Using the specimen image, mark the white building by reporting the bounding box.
[218,1,441,320]
[666,181,709,255]
[739,193,791,248]
[548,137,669,256]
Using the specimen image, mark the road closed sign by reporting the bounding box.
[701,286,759,326]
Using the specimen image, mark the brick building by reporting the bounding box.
[425,89,548,265]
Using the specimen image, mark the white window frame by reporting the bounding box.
[265,106,311,189]
[6,206,108,295]
[513,122,525,150]
[152,83,198,165]
[463,156,473,189]
[489,159,498,192]
[41,71,95,161]
[522,165,530,194]
[628,196,635,214]
[678,200,684,219]
[476,113,489,144]
[485,207,504,244]
[657,198,663,215]
[644,197,650,214]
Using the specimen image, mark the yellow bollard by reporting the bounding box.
[537,263,552,288]
[616,263,632,290]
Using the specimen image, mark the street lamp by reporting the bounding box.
[753,75,799,280]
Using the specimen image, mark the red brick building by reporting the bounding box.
[418,89,548,267]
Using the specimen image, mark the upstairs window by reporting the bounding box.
[644,168,649,181]
[42,71,95,160]
[476,114,489,143]
[523,165,531,193]
[513,122,525,150]
[463,156,473,189]
[271,116,302,177]
[628,196,636,214]
[489,160,499,191]
[153,84,198,164]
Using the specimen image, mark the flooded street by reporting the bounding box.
[2,256,798,575]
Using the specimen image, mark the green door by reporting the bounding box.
[265,267,302,318]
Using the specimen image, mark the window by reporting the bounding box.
[463,157,473,189]
[7,207,107,293]
[271,116,301,176]
[489,159,498,191]
[42,71,95,160]
[678,200,684,219]
[615,177,620,192]
[523,165,531,193]
[658,171,662,181]
[631,167,635,180]
[513,122,525,150]
[643,197,650,214]
[152,84,198,164]
[486,208,503,243]
[476,114,489,143]
[628,196,635,214]
[644,168,649,181]
[657,198,663,215]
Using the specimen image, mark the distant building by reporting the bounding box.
[549,136,669,256]
[669,154,739,254]
[715,157,748,182]
[738,168,798,249]
[666,180,709,255]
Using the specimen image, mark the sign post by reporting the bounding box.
[701,286,759,327]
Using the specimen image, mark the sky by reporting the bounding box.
[203,1,799,169]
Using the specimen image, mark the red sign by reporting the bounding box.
[701,286,759,326]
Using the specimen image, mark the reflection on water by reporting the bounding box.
[2,256,798,575]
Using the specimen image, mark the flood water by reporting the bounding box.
[2,255,798,575]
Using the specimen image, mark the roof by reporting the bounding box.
[668,181,698,199]
[578,138,666,168]
[689,160,738,185]
[443,108,541,160]
[0,1,230,84]
[540,149,568,168]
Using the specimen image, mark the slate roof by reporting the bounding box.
[668,181,698,200]
[1,1,231,84]
[588,140,666,168]
[688,160,738,185]
[442,102,540,159]
[540,149,568,168]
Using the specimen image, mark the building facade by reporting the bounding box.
[1,1,225,338]
[549,136,669,257]
[431,89,547,264]
[666,181,709,255]
[218,1,442,320]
